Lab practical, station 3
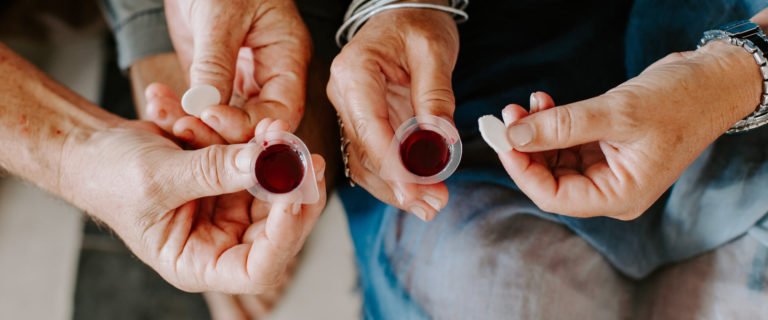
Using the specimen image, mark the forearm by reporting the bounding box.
[0,43,120,197]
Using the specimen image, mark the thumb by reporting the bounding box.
[506,95,613,152]
[170,144,257,201]
[408,50,456,121]
[189,16,246,103]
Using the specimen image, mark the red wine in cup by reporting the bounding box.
[399,129,450,177]
[255,144,304,193]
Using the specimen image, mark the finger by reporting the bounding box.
[506,95,614,152]
[529,92,559,169]
[251,118,291,140]
[347,144,448,221]
[211,191,253,228]
[200,105,257,143]
[266,119,291,133]
[408,43,456,121]
[145,82,178,101]
[580,142,605,172]
[164,143,258,204]
[529,91,555,113]
[202,292,248,320]
[242,154,326,245]
[500,146,618,218]
[328,49,450,217]
[296,154,327,239]
[253,117,275,138]
[238,44,308,130]
[244,156,327,287]
[497,105,621,217]
[145,83,188,133]
[173,116,227,148]
[327,56,395,176]
[188,10,247,103]
[201,39,310,143]
[553,149,580,178]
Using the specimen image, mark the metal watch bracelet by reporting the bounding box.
[699,29,768,133]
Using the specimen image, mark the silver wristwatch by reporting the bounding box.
[699,20,768,133]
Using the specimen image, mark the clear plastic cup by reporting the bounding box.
[380,115,462,184]
[246,131,319,204]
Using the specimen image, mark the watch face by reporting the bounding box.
[720,20,759,36]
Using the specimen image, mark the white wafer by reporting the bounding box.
[181,84,221,117]
[478,115,513,153]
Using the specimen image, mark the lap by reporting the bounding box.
[381,181,631,319]
[378,181,768,319]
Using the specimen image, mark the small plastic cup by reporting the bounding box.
[246,131,319,204]
[380,115,462,184]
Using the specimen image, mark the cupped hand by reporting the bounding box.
[164,0,311,141]
[326,8,459,221]
[495,41,761,220]
[60,118,327,294]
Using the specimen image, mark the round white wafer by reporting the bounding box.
[181,84,221,117]
[478,115,513,153]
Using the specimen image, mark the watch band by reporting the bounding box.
[699,20,768,133]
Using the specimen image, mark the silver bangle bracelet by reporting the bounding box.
[699,31,768,133]
[335,0,469,47]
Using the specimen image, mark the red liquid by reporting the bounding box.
[255,144,304,193]
[399,129,450,177]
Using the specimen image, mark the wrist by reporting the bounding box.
[697,40,763,129]
[401,0,451,5]
[336,0,465,46]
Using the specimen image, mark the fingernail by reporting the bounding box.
[394,188,405,205]
[501,106,514,126]
[235,147,253,173]
[422,195,442,211]
[180,129,194,141]
[292,202,301,215]
[201,112,220,129]
[529,92,539,112]
[315,166,325,183]
[409,205,428,221]
[508,123,534,147]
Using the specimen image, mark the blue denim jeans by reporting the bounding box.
[339,0,768,318]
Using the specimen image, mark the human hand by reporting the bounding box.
[164,0,311,141]
[59,118,327,294]
[495,41,761,220]
[326,7,459,221]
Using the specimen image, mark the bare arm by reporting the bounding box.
[0,42,120,199]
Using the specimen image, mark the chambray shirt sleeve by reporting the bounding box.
[100,0,174,70]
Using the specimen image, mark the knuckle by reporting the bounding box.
[410,25,455,52]
[603,89,643,133]
[416,87,455,114]
[351,116,373,144]
[132,156,166,206]
[192,145,227,191]
[329,55,348,79]
[356,149,376,173]
[191,52,234,81]
[553,107,574,144]
[330,47,364,79]
[349,138,377,173]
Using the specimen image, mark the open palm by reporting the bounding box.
[65,117,326,294]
